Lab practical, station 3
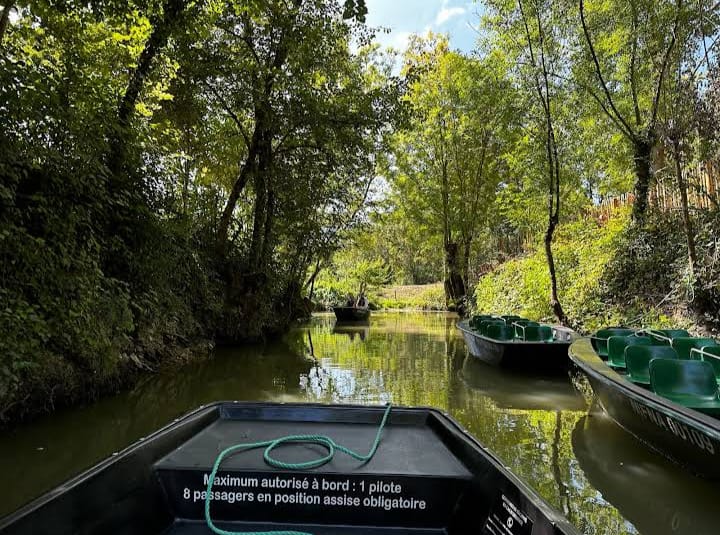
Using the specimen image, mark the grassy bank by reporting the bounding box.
[473,207,716,335]
[373,284,446,310]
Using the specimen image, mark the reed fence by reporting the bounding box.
[594,162,720,218]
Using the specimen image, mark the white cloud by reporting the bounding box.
[388,30,412,52]
[435,2,466,26]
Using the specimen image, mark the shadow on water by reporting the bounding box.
[572,411,720,535]
[1,311,719,534]
[459,356,586,411]
[0,339,313,516]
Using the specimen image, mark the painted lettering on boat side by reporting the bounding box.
[183,473,427,512]
[629,399,715,454]
[482,494,533,535]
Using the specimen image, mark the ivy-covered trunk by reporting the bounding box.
[632,137,653,223]
[444,242,466,311]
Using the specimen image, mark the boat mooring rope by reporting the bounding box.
[204,403,393,535]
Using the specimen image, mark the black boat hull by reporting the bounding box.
[333,307,371,322]
[457,320,572,372]
[0,402,579,535]
[570,338,720,478]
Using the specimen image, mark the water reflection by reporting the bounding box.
[572,410,719,535]
[331,324,369,341]
[459,357,587,411]
[0,312,718,535]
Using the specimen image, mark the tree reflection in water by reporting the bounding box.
[1,312,719,534]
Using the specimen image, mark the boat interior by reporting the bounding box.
[468,315,562,343]
[590,328,720,415]
[1,403,575,535]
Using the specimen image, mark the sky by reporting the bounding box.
[364,0,480,55]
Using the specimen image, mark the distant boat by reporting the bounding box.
[457,314,575,372]
[0,402,580,535]
[570,329,720,478]
[333,305,370,322]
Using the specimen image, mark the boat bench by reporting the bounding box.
[625,345,680,385]
[590,328,635,359]
[152,404,509,534]
[650,359,720,416]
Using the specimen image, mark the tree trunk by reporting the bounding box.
[249,172,267,269]
[108,0,188,179]
[461,237,472,298]
[249,126,274,270]
[545,215,566,324]
[444,242,466,311]
[216,141,257,254]
[259,187,274,269]
[673,141,697,275]
[632,137,653,222]
[0,1,13,45]
[306,259,322,300]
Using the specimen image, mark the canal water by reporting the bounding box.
[0,312,718,534]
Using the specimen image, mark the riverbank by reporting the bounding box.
[0,336,216,429]
[473,208,717,336]
[372,283,446,310]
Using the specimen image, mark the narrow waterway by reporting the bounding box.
[1,312,718,534]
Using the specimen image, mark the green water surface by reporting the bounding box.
[0,312,718,534]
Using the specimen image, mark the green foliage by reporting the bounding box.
[389,34,519,303]
[373,284,446,310]
[474,204,720,332]
[313,247,392,308]
[475,208,634,332]
[0,0,399,424]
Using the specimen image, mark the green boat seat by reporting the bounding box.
[470,315,494,329]
[591,328,636,359]
[485,324,515,341]
[691,345,720,380]
[512,320,539,338]
[500,315,524,324]
[522,325,553,342]
[607,335,653,369]
[479,319,505,335]
[647,329,691,344]
[649,359,720,415]
[671,337,719,360]
[625,345,680,385]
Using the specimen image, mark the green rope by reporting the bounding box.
[204,404,392,535]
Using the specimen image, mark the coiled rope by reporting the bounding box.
[204,403,392,535]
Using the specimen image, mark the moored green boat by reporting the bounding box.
[457,314,575,372]
[570,328,720,478]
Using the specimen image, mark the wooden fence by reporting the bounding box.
[594,162,719,218]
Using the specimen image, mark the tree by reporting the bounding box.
[517,0,567,323]
[391,34,517,310]
[484,0,572,323]
[0,0,397,421]
[576,0,684,222]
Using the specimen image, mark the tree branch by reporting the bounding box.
[201,79,251,149]
[650,0,682,129]
[579,0,636,140]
